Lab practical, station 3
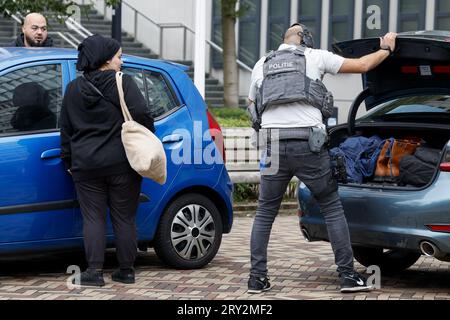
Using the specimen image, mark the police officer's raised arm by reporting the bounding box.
[338,32,397,74]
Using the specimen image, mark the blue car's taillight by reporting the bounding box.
[206,110,226,163]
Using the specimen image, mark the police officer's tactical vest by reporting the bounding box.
[254,46,334,127]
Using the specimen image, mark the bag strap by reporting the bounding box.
[115,71,133,122]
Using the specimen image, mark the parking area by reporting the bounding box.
[0,214,449,300]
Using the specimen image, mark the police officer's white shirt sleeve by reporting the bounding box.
[248,56,265,101]
[316,49,345,75]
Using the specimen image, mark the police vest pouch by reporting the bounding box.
[308,127,327,153]
[116,72,167,185]
[321,91,334,119]
[258,47,334,123]
[247,101,261,131]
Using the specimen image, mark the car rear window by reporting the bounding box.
[358,94,450,123]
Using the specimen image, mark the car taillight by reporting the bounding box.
[206,109,226,163]
[426,225,450,233]
[440,150,450,172]
[401,65,450,75]
[433,66,450,74]
[401,66,418,74]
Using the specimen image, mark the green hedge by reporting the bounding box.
[209,107,251,128]
[233,183,259,202]
[233,182,298,203]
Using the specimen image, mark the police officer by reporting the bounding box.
[247,23,397,294]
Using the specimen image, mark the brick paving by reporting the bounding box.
[0,215,449,300]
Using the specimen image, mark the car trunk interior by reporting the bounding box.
[329,124,449,189]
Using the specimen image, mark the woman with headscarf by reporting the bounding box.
[59,34,155,287]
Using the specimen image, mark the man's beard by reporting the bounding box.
[25,33,45,47]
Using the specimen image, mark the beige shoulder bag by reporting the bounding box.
[116,71,167,185]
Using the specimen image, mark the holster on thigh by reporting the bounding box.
[307,174,338,201]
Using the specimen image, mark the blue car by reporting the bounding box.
[0,47,233,269]
[298,31,450,273]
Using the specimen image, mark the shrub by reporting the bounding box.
[209,107,251,128]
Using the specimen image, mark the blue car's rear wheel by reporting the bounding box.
[153,193,223,269]
[352,246,421,273]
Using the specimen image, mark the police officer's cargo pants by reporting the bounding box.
[75,172,142,270]
[250,139,354,277]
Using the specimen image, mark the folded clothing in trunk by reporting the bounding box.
[329,135,383,183]
[399,146,442,187]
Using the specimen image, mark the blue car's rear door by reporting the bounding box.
[0,61,76,244]
[116,65,194,238]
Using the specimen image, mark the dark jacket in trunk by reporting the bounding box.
[59,70,155,181]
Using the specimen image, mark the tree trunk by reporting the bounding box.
[221,0,239,108]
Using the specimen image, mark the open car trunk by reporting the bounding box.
[329,32,450,189]
[328,123,449,189]
[332,31,450,109]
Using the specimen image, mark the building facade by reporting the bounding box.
[91,0,450,123]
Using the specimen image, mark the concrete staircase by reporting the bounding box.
[0,9,246,108]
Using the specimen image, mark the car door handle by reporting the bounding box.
[162,134,183,143]
[41,148,61,159]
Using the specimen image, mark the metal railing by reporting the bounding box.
[113,0,253,72]
[64,16,93,38]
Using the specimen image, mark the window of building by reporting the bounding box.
[0,64,61,134]
[362,0,389,37]
[238,0,261,66]
[298,0,322,48]
[211,0,223,68]
[329,0,355,48]
[397,0,426,32]
[267,0,291,51]
[435,0,450,30]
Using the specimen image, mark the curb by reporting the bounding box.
[233,201,298,217]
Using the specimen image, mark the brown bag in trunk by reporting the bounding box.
[375,138,421,181]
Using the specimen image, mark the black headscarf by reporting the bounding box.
[76,34,121,72]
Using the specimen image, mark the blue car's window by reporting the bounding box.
[0,64,62,134]
[358,95,450,122]
[121,68,146,99]
[122,67,180,118]
[143,70,179,118]
[75,66,180,119]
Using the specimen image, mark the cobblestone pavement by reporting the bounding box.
[0,215,449,300]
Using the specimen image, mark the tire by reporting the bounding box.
[153,193,223,269]
[352,246,421,274]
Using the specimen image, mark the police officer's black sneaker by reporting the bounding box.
[73,269,105,287]
[340,271,373,293]
[111,268,135,284]
[247,275,271,294]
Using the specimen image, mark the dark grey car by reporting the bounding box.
[298,31,450,273]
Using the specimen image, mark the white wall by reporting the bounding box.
[323,74,364,124]
[90,0,204,62]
